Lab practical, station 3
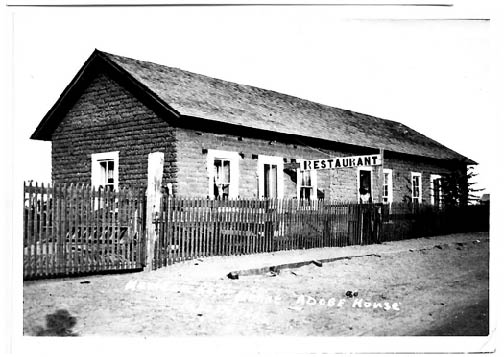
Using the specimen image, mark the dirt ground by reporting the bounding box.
[23,232,489,336]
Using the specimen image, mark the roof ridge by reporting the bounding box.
[99,50,392,122]
[101,51,429,127]
[32,49,475,164]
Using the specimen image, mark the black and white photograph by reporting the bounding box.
[3,0,500,355]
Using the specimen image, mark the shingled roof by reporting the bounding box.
[32,49,475,164]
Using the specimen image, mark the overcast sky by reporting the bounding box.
[8,1,498,196]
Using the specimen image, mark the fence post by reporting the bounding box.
[145,152,165,271]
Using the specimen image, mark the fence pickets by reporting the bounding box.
[151,197,488,271]
[151,197,383,270]
[23,182,145,279]
[24,181,489,279]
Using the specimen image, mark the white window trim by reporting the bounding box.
[430,174,442,206]
[296,159,317,200]
[411,172,422,203]
[383,168,393,203]
[357,166,373,202]
[257,155,284,199]
[206,149,240,199]
[91,151,119,190]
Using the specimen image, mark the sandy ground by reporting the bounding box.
[23,232,489,336]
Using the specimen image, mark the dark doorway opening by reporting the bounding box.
[359,170,372,203]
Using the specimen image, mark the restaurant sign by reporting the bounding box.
[301,154,382,171]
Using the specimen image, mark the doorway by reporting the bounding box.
[358,168,372,203]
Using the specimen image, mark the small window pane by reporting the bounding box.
[263,164,279,198]
[213,159,231,199]
[222,160,230,182]
[298,169,315,200]
[270,165,277,198]
[412,176,418,196]
[301,171,311,186]
[300,187,312,200]
[433,177,442,207]
[264,164,270,197]
[214,159,230,184]
[99,160,115,189]
[412,174,421,203]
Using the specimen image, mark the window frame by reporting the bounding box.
[430,174,443,207]
[91,151,119,191]
[382,168,393,204]
[296,159,317,200]
[257,155,284,199]
[206,149,240,199]
[411,172,422,204]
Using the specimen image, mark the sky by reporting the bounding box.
[7,2,499,196]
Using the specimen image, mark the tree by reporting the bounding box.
[441,165,483,207]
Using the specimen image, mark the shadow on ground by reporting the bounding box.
[419,299,489,336]
[33,309,78,336]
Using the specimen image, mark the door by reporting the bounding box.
[263,163,278,198]
[257,155,284,199]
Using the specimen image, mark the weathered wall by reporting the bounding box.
[51,71,177,187]
[384,156,456,203]
[175,128,460,203]
[175,128,358,199]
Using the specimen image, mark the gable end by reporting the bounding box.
[30,49,180,141]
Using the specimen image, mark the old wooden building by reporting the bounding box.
[31,50,475,205]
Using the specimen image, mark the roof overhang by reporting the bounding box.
[179,114,477,166]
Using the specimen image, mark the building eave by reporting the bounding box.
[178,114,477,166]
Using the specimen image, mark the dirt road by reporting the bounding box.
[23,232,489,336]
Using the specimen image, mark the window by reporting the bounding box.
[358,167,373,203]
[258,155,284,198]
[207,149,239,199]
[297,160,317,200]
[430,174,443,208]
[91,151,119,190]
[411,172,422,204]
[299,171,313,199]
[100,161,115,190]
[382,169,393,204]
[264,164,277,198]
[213,159,231,199]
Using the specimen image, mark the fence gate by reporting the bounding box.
[23,182,146,279]
[354,204,383,245]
